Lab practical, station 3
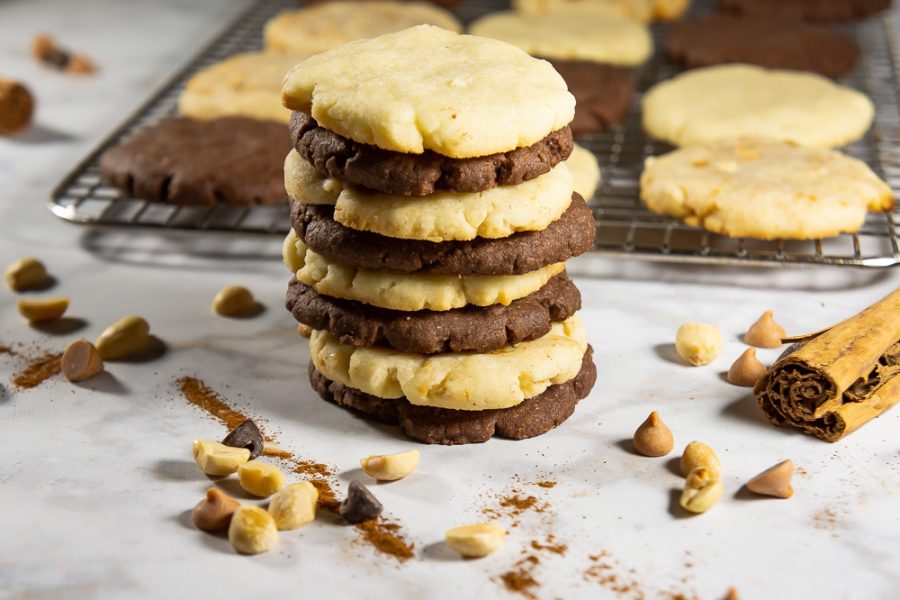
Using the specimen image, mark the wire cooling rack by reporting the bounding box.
[49,0,900,267]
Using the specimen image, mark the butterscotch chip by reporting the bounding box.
[0,79,35,135]
[745,311,787,348]
[61,339,104,383]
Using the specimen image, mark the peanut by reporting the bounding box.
[4,257,48,291]
[445,523,507,558]
[268,481,318,530]
[680,441,721,477]
[679,467,724,514]
[17,297,68,324]
[192,487,240,532]
[360,449,420,481]
[237,461,284,497]
[212,285,256,317]
[228,505,278,555]
[95,315,150,360]
[61,339,104,382]
[192,440,250,476]
[675,322,723,366]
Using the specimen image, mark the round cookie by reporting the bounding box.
[178,52,308,123]
[718,0,891,22]
[569,144,602,200]
[470,12,653,67]
[283,234,567,312]
[639,138,895,239]
[289,112,573,196]
[100,117,290,206]
[264,1,461,55]
[291,195,595,276]
[309,346,596,445]
[281,25,575,158]
[284,150,575,242]
[642,64,874,148]
[309,316,588,410]
[544,58,634,136]
[666,15,860,78]
[513,0,690,22]
[285,272,581,354]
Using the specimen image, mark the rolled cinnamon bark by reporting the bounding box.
[754,288,900,442]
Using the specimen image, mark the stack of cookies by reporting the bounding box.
[280,25,597,445]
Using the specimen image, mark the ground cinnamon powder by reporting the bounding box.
[12,352,62,389]
[500,556,541,600]
[356,518,414,562]
[176,377,250,431]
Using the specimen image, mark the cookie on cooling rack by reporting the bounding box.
[100,116,290,206]
[718,0,891,22]
[642,64,874,148]
[639,138,894,240]
[544,58,634,136]
[568,144,601,201]
[666,15,860,78]
[513,0,690,22]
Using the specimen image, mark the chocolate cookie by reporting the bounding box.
[291,194,595,276]
[308,347,596,445]
[100,116,291,206]
[543,58,634,136]
[285,272,581,354]
[667,16,860,78]
[718,0,891,22]
[289,111,573,196]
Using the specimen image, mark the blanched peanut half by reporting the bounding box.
[679,467,724,514]
[268,481,318,530]
[5,257,48,291]
[675,322,722,366]
[680,441,721,477]
[360,449,420,481]
[192,440,251,476]
[17,297,68,324]
[238,461,285,497]
[228,505,278,555]
[95,315,150,360]
[212,285,256,317]
[445,523,507,558]
[61,339,104,382]
[192,487,240,532]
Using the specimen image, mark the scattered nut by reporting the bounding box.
[95,315,150,360]
[237,461,284,497]
[746,459,794,499]
[445,523,507,558]
[4,256,47,290]
[744,310,786,348]
[632,411,674,457]
[222,419,264,460]
[228,505,278,555]
[268,481,318,530]
[339,480,383,524]
[297,323,312,338]
[192,487,240,532]
[680,441,721,477]
[675,322,722,366]
[0,78,34,135]
[726,348,768,387]
[360,449,420,481]
[17,297,69,324]
[679,466,724,514]
[192,439,250,476]
[32,34,96,75]
[61,339,104,382]
[212,285,256,317]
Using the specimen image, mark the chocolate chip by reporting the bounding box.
[339,481,383,524]
[221,419,263,460]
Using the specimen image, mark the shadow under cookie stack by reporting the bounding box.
[280,25,597,445]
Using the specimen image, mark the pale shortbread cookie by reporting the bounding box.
[178,52,307,124]
[640,138,895,239]
[281,25,575,158]
[284,150,574,241]
[513,0,689,21]
[264,1,461,55]
[642,64,874,148]
[310,316,588,410]
[469,11,652,66]
[569,144,601,200]
[283,233,566,311]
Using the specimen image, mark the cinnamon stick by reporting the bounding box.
[754,288,900,442]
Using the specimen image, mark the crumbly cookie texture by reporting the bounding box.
[309,316,588,410]
[470,11,652,66]
[642,64,873,148]
[568,144,601,201]
[281,25,575,157]
[513,0,690,22]
[284,151,574,242]
[640,138,894,240]
[283,234,566,312]
[178,52,308,123]
[265,1,461,55]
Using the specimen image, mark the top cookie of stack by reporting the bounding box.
[281,25,597,445]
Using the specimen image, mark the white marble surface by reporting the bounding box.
[1,1,899,599]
